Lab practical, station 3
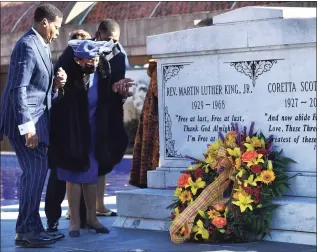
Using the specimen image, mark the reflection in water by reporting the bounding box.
[1,167,20,204]
[1,154,136,206]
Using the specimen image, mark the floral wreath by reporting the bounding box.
[168,122,296,244]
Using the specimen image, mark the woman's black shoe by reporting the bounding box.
[69,230,80,237]
[85,224,110,234]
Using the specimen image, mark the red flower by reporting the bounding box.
[230,204,236,211]
[171,213,175,220]
[225,227,232,235]
[257,148,268,155]
[252,187,261,197]
[251,165,262,174]
[194,168,204,179]
[244,186,253,194]
[208,226,216,235]
[254,197,262,204]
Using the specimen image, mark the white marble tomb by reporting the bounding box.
[114,7,317,246]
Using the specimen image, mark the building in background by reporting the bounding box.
[1,1,316,151]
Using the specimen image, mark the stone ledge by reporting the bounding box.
[112,216,316,246]
[213,7,316,24]
[113,216,171,232]
[147,17,316,56]
[264,229,316,246]
[116,189,174,220]
[116,189,316,233]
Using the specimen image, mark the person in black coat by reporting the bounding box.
[94,19,131,216]
[45,22,132,236]
[45,31,91,236]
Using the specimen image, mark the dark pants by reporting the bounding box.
[44,168,86,226]
[9,137,48,234]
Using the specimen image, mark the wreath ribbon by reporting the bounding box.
[170,160,236,244]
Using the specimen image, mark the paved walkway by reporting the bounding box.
[1,201,316,252]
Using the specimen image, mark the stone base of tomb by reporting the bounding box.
[113,187,316,246]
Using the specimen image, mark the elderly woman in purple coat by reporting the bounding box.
[48,39,133,237]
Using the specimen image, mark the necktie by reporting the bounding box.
[44,45,51,60]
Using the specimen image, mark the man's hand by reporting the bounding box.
[53,67,67,92]
[25,132,38,149]
[112,78,134,97]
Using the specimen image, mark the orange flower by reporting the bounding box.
[213,204,226,212]
[178,173,190,187]
[241,150,258,162]
[212,217,227,228]
[235,158,241,169]
[184,225,189,236]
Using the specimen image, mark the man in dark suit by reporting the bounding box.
[94,19,131,216]
[0,4,66,247]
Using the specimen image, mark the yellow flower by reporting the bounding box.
[232,194,254,212]
[260,138,266,148]
[206,139,224,153]
[246,154,264,168]
[227,147,241,158]
[224,132,237,148]
[233,187,249,200]
[205,154,216,165]
[232,192,239,200]
[236,168,245,178]
[179,190,192,203]
[260,170,276,184]
[186,177,206,195]
[226,147,242,169]
[224,206,229,218]
[243,174,263,187]
[188,166,194,171]
[193,219,209,240]
[174,187,182,197]
[267,160,273,171]
[246,136,262,148]
[235,168,245,184]
[207,209,221,219]
[174,207,180,216]
[244,143,255,151]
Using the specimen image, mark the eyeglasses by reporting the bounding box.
[97,32,118,44]
[76,57,99,65]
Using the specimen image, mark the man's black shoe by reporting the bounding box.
[15,232,55,248]
[46,221,59,233]
[41,231,65,241]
